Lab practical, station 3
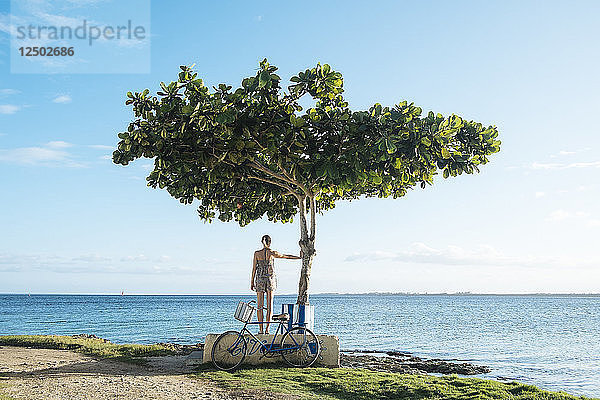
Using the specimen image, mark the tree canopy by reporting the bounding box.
[113,59,500,230]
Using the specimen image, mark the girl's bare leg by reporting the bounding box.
[265,290,273,334]
[257,291,264,334]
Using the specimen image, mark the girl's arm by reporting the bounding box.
[271,250,301,260]
[250,252,257,290]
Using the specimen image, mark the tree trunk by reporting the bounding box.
[296,195,316,305]
[296,238,315,305]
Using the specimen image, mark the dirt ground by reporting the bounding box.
[0,346,296,400]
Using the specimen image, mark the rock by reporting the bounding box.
[70,334,109,342]
[340,351,490,375]
[154,343,203,355]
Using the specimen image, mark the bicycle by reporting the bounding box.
[211,300,320,371]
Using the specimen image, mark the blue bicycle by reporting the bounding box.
[211,300,320,371]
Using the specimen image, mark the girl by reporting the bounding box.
[250,234,301,334]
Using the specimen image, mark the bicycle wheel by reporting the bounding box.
[211,330,247,371]
[280,326,320,367]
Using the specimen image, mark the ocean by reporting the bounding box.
[0,294,598,397]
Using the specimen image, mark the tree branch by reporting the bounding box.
[276,159,312,196]
[248,160,304,191]
[309,175,327,192]
[246,129,311,196]
[247,175,301,201]
[309,195,316,240]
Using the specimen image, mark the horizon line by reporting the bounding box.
[2,292,600,296]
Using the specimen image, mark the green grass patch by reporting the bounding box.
[0,383,17,400]
[194,365,597,400]
[0,335,178,365]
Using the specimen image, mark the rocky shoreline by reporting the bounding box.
[340,350,490,375]
[71,334,490,376]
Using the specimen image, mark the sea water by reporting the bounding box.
[0,294,598,397]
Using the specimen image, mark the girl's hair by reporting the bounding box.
[261,234,272,247]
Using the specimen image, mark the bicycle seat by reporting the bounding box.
[272,313,289,321]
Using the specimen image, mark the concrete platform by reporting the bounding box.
[184,350,204,367]
[201,333,339,367]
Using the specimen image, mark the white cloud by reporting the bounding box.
[344,242,594,269]
[546,209,593,224]
[0,252,233,275]
[531,161,600,170]
[0,89,20,95]
[52,94,72,104]
[588,220,600,228]
[577,185,594,192]
[0,105,21,114]
[88,144,114,150]
[0,141,84,167]
[546,209,571,222]
[549,149,591,158]
[534,191,545,198]
[72,254,112,263]
[157,255,171,263]
[0,13,11,34]
[46,140,73,148]
[33,12,82,27]
[121,254,148,262]
[0,147,68,164]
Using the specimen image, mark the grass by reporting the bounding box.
[0,335,179,365]
[1,335,596,400]
[0,383,17,400]
[0,335,179,398]
[194,365,597,400]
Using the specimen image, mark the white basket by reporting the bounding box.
[234,301,255,323]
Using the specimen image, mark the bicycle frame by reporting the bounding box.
[238,319,307,355]
[212,301,320,370]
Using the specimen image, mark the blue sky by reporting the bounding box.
[1,0,599,294]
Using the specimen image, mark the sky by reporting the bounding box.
[0,0,599,295]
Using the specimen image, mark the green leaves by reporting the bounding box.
[258,70,271,88]
[385,140,397,154]
[215,109,236,125]
[369,172,383,185]
[113,59,500,227]
[290,114,305,127]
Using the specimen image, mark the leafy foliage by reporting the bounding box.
[113,59,500,227]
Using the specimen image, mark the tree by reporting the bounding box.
[113,59,501,305]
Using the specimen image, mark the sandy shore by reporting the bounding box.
[0,346,295,400]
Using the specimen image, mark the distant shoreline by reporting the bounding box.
[2,292,600,296]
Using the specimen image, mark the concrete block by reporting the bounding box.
[185,350,204,366]
[203,333,339,367]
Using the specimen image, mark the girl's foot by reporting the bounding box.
[258,330,264,335]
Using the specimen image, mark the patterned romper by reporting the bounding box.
[254,248,277,292]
